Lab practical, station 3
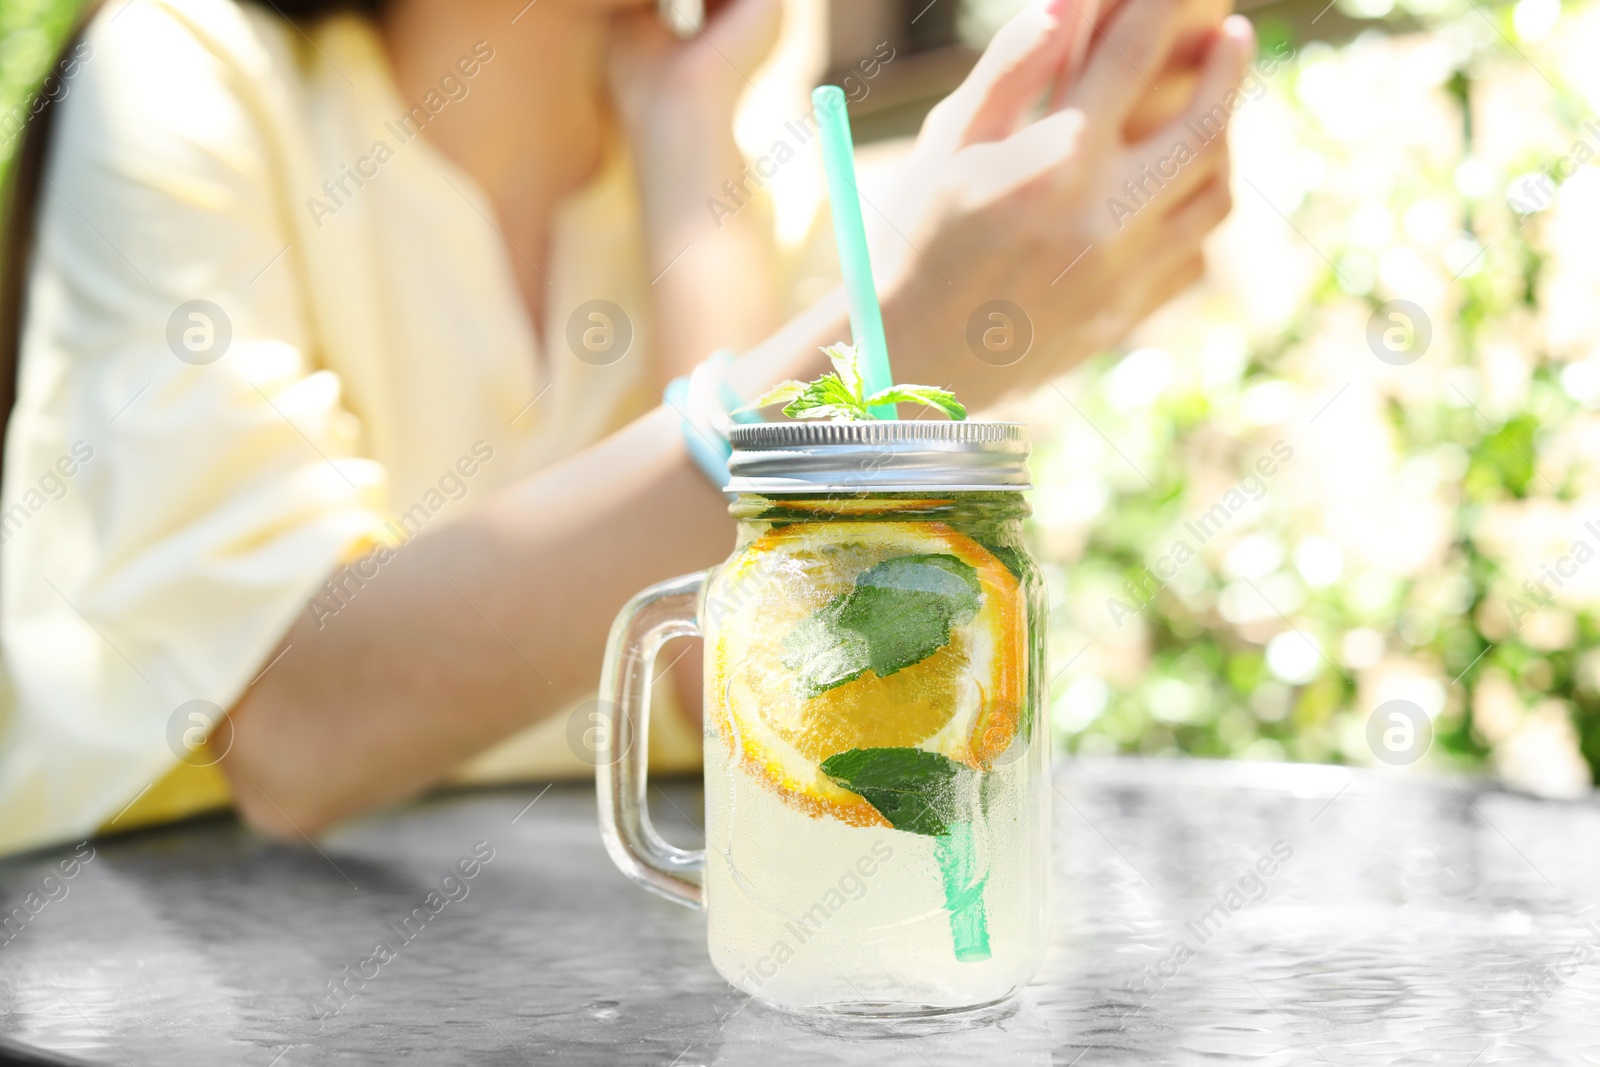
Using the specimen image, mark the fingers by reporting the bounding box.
[1069,0,1188,124]
[1047,0,1103,112]
[1110,160,1229,296]
[1121,122,1225,214]
[982,105,1091,189]
[705,0,784,73]
[608,4,676,63]
[936,0,1090,148]
[1158,169,1233,252]
[1136,15,1254,160]
[1063,0,1103,86]
[1109,16,1249,241]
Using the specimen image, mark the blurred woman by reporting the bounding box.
[0,0,1251,852]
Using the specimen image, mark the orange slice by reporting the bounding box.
[704,521,1025,828]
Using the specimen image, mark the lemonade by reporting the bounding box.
[595,421,1048,1016]
[699,498,1049,1014]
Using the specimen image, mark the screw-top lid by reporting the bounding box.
[725,421,1031,494]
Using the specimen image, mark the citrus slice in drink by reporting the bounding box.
[704,521,1025,828]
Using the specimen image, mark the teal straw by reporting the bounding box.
[812,85,896,420]
[936,822,992,962]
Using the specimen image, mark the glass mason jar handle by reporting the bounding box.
[596,570,707,909]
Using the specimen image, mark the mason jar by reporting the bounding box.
[597,421,1048,1016]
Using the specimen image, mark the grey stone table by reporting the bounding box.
[1,757,1598,1066]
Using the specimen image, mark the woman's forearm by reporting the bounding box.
[221,294,846,838]
[634,108,783,382]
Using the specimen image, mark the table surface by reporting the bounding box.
[1,757,1598,1066]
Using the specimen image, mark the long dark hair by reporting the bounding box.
[0,0,384,481]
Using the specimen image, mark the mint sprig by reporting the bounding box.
[782,553,982,698]
[740,342,966,421]
[820,747,976,837]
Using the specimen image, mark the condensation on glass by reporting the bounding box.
[598,422,1048,1015]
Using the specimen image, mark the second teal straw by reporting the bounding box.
[812,85,896,420]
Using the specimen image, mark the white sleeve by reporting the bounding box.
[0,0,391,853]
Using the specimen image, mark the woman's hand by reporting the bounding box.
[608,0,786,382]
[1073,0,1241,140]
[879,0,1255,411]
[609,0,783,116]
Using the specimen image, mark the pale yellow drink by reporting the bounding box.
[699,503,1049,1014]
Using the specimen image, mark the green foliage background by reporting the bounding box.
[0,0,79,170]
[1017,0,1600,795]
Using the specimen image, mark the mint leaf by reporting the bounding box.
[782,554,981,697]
[865,385,967,421]
[821,747,976,837]
[741,341,970,422]
[782,605,871,691]
[785,403,862,421]
[782,374,867,420]
[823,343,863,400]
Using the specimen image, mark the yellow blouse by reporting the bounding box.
[0,0,824,853]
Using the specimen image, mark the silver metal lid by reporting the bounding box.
[725,421,1031,494]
